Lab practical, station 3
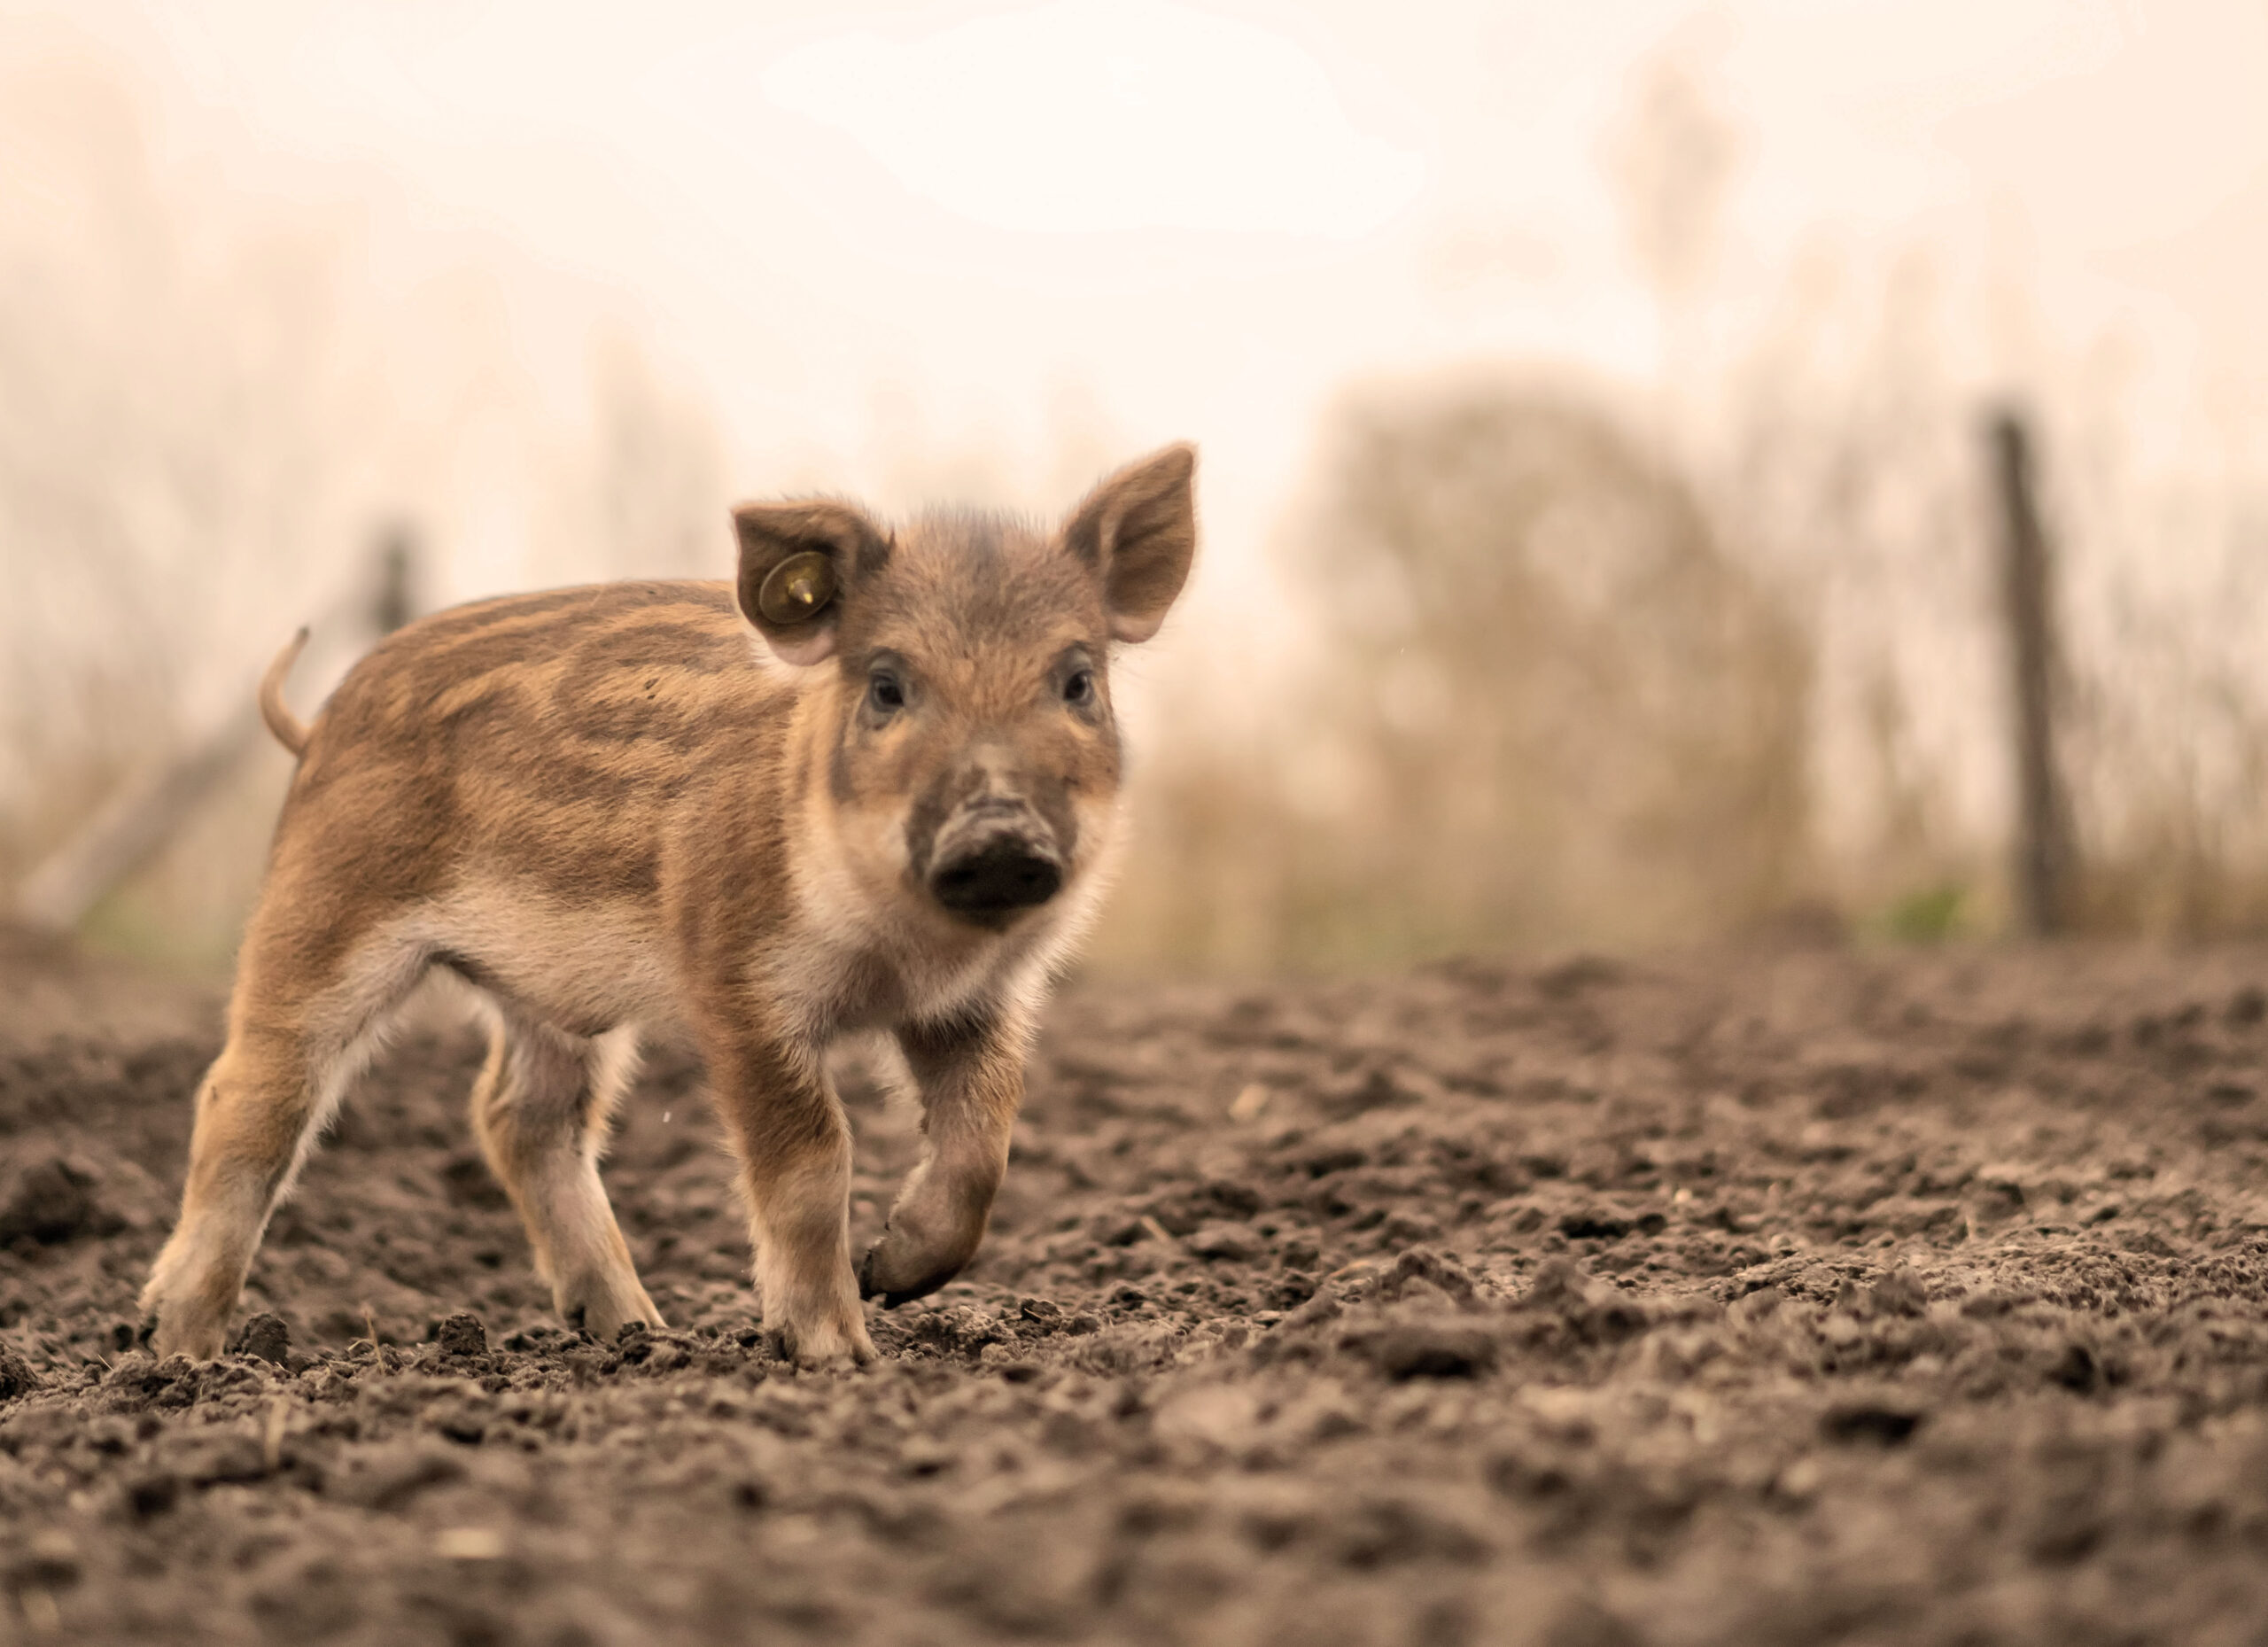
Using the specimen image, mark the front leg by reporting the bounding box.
[703,1022,874,1367]
[860,1003,1029,1306]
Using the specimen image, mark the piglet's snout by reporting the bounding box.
[927,796,1063,920]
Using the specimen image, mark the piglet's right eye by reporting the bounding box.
[867,672,906,714]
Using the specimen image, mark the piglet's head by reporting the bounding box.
[732,444,1197,930]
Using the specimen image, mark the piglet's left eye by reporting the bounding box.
[1062,670,1094,705]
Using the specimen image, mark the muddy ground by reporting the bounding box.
[5,935,2268,1645]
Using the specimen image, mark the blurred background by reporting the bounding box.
[4,0,2264,977]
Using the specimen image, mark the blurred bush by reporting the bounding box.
[1091,375,1814,973]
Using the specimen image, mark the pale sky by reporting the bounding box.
[30,1,2263,551]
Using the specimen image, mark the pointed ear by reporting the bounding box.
[730,500,889,666]
[1061,443,1198,644]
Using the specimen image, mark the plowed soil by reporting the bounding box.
[5,935,2268,1646]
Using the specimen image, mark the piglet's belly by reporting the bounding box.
[375,889,682,1038]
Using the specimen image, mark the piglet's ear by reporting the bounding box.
[1061,443,1198,644]
[730,501,888,667]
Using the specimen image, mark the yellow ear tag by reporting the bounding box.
[757,550,837,625]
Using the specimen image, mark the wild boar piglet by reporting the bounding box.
[141,445,1200,1366]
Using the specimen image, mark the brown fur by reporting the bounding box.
[142,446,1198,1365]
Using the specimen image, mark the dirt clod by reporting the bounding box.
[1354,1313,1499,1379]
[1820,1402,1924,1446]
[435,1311,487,1360]
[235,1312,291,1364]
[0,1154,106,1244]
[0,1342,38,1402]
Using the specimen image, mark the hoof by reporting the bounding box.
[769,1317,876,1370]
[858,1230,966,1309]
[146,1315,225,1363]
[555,1278,664,1344]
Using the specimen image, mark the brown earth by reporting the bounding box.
[4,935,2268,1645]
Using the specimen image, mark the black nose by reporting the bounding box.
[930,836,1063,919]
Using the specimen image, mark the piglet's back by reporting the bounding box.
[276,581,794,906]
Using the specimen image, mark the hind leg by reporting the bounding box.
[142,922,424,1361]
[470,1008,661,1340]
[142,1027,327,1360]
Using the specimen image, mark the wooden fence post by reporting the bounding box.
[1986,407,2073,937]
[372,524,418,635]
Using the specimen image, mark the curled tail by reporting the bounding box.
[260,627,313,757]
